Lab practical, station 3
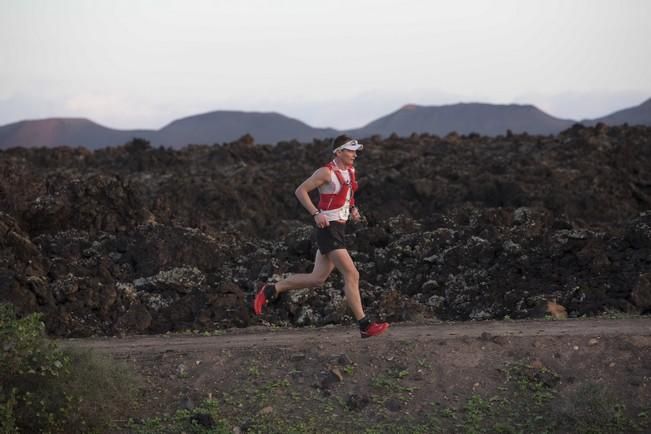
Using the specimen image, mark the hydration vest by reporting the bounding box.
[318,161,358,211]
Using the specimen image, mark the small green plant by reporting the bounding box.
[128,404,231,434]
[261,378,290,392]
[0,303,139,433]
[370,370,415,394]
[504,361,559,405]
[247,363,260,377]
[1,303,77,433]
[460,395,492,434]
[395,368,409,379]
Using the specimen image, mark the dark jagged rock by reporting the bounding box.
[1,126,650,336]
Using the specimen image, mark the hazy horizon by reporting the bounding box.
[1,95,650,132]
[1,0,650,130]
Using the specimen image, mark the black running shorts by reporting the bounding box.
[316,221,346,255]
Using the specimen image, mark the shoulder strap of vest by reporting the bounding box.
[347,168,356,183]
[325,161,348,187]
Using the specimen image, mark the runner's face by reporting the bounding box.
[336,149,357,166]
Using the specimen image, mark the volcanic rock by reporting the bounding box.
[0,126,650,336]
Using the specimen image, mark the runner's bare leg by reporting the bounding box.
[327,249,365,320]
[275,250,335,294]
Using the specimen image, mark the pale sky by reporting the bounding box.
[1,0,650,129]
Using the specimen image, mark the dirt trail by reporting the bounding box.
[61,318,651,431]
[64,318,651,355]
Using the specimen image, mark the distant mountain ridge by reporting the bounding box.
[155,111,337,146]
[0,99,649,149]
[346,103,575,137]
[582,98,651,126]
[0,118,155,149]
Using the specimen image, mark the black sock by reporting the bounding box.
[264,284,277,301]
[358,316,371,331]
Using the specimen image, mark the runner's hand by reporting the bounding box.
[314,213,329,228]
[350,207,361,222]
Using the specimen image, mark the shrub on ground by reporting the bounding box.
[0,303,139,433]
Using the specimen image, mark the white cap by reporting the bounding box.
[333,139,364,153]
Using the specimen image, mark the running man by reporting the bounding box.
[253,135,389,338]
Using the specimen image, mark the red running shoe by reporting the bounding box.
[253,284,273,316]
[360,322,390,339]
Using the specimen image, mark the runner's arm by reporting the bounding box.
[295,167,330,216]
